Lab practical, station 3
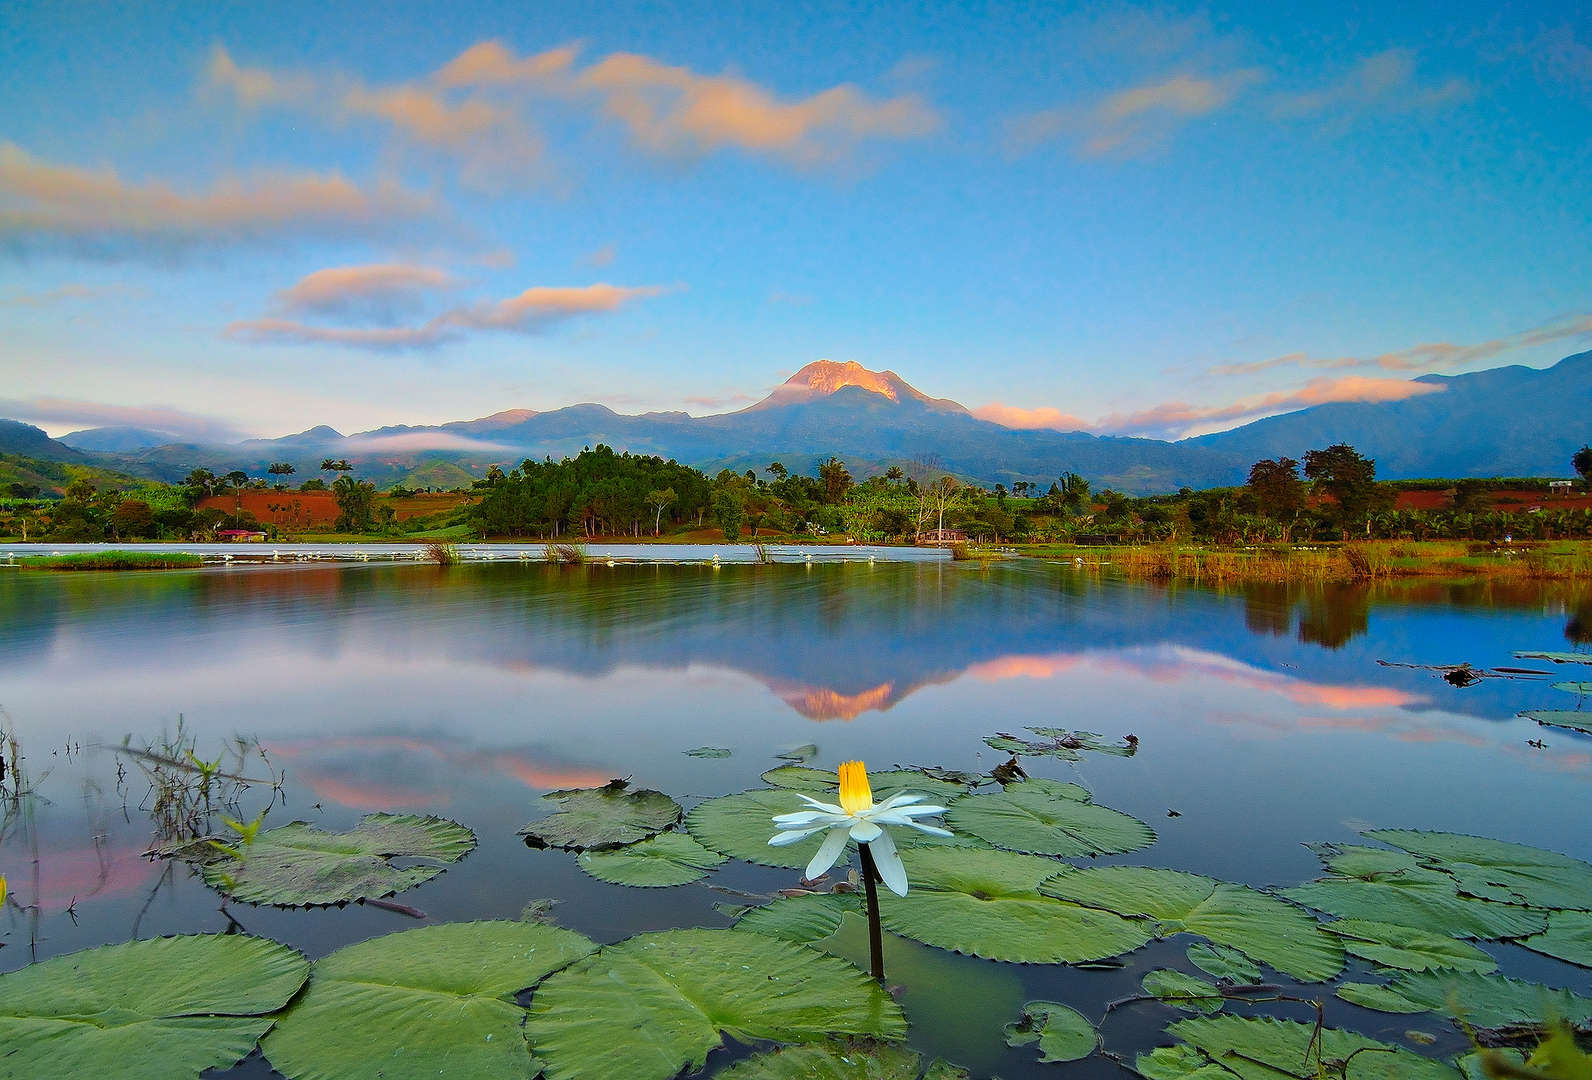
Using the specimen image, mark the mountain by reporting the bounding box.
[1194,350,1592,478]
[60,426,185,453]
[0,420,86,461]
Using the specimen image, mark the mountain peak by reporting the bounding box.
[751,360,968,413]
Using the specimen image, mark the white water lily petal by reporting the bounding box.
[849,819,883,843]
[796,794,848,815]
[891,803,947,816]
[904,821,953,837]
[872,793,926,811]
[867,829,908,897]
[770,826,828,846]
[772,810,832,826]
[805,826,851,882]
[869,807,948,827]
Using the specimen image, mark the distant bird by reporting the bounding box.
[1167,809,1182,818]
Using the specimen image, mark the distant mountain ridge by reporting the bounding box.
[10,353,1592,493]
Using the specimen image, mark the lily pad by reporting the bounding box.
[1524,711,1592,735]
[1041,866,1344,982]
[262,921,596,1080]
[1142,1015,1462,1080]
[685,746,733,758]
[760,766,969,801]
[945,778,1154,857]
[1551,683,1592,694]
[1515,651,1592,665]
[983,728,1136,760]
[519,779,682,851]
[1003,1000,1097,1062]
[775,743,819,762]
[1186,943,1261,984]
[1136,1042,1237,1079]
[687,788,839,870]
[1521,910,1592,968]
[1141,970,1225,1014]
[876,847,1153,964]
[1283,849,1548,940]
[198,813,475,906]
[523,929,906,1080]
[735,893,865,942]
[1335,969,1592,1031]
[0,934,308,1080]
[714,1041,962,1079]
[1365,829,1592,910]
[576,832,728,887]
[1322,919,1497,973]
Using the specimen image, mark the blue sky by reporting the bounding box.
[1,0,1589,442]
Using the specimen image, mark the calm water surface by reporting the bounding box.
[1,560,1589,1077]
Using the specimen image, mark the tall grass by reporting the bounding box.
[1102,541,1592,584]
[17,551,204,571]
[423,541,460,565]
[543,542,588,565]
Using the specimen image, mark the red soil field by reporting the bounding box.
[196,491,473,528]
[1390,489,1592,512]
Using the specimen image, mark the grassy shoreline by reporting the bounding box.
[11,551,205,571]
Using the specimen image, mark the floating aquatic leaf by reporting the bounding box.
[0,934,307,1080]
[982,728,1136,760]
[875,847,1152,965]
[687,788,839,870]
[523,929,906,1080]
[713,1041,952,1079]
[1551,683,1592,694]
[945,778,1154,857]
[685,746,733,758]
[1335,969,1592,1030]
[576,831,727,887]
[1321,919,1497,973]
[1141,969,1225,1014]
[263,921,595,1080]
[1525,712,1592,735]
[760,766,969,801]
[1142,1015,1463,1080]
[1515,652,1592,665]
[1284,847,1548,940]
[1521,910,1592,968]
[1186,942,1261,984]
[906,765,986,787]
[735,893,864,942]
[1041,865,1344,982]
[1003,1000,1097,1062]
[519,779,681,851]
[193,813,474,906]
[776,743,819,762]
[1135,1042,1236,1079]
[1366,829,1592,910]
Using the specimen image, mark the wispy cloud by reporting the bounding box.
[273,263,457,321]
[0,397,249,442]
[1211,313,1592,376]
[228,282,671,350]
[1529,25,1592,90]
[0,141,439,257]
[1008,68,1266,156]
[344,432,512,453]
[1272,49,1473,120]
[970,403,1091,432]
[0,282,142,306]
[581,243,617,268]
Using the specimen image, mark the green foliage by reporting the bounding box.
[1140,1015,1462,1080]
[945,777,1155,857]
[518,779,682,850]
[576,832,727,887]
[18,550,203,570]
[470,445,712,538]
[1003,1001,1098,1062]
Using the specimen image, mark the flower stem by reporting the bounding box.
[858,842,885,983]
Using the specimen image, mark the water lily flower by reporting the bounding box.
[0,873,6,907]
[769,760,951,896]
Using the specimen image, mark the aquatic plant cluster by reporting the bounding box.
[2,730,1591,1079]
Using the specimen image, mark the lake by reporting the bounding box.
[1,558,1589,1078]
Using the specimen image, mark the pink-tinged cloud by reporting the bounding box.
[0,396,248,442]
[0,282,141,306]
[344,432,512,453]
[1210,313,1592,377]
[274,263,456,318]
[971,403,1092,433]
[1008,68,1266,156]
[433,40,579,88]
[228,282,670,350]
[0,141,439,255]
[1273,49,1474,119]
[1098,375,1446,438]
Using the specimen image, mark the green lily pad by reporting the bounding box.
[1186,943,1262,984]
[1041,866,1344,982]
[775,743,819,762]
[685,746,733,758]
[982,729,1136,760]
[1283,851,1548,940]
[945,778,1154,857]
[1524,712,1592,735]
[0,934,308,1080]
[1366,829,1592,910]
[1135,1042,1237,1079]
[1003,1000,1097,1062]
[1335,969,1592,1031]
[1515,651,1592,665]
[1142,1015,1462,1080]
[1322,919,1497,973]
[735,893,865,942]
[1521,910,1592,968]
[1141,970,1225,1014]
[197,813,475,906]
[875,848,1153,964]
[523,929,906,1080]
[1551,683,1592,694]
[759,767,969,801]
[686,788,837,870]
[519,779,682,851]
[713,1041,960,1079]
[262,921,596,1080]
[576,832,728,887]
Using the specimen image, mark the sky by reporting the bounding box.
[1,0,1590,444]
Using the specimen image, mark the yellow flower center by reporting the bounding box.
[838,760,873,816]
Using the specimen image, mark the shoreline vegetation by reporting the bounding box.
[9,550,205,570]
